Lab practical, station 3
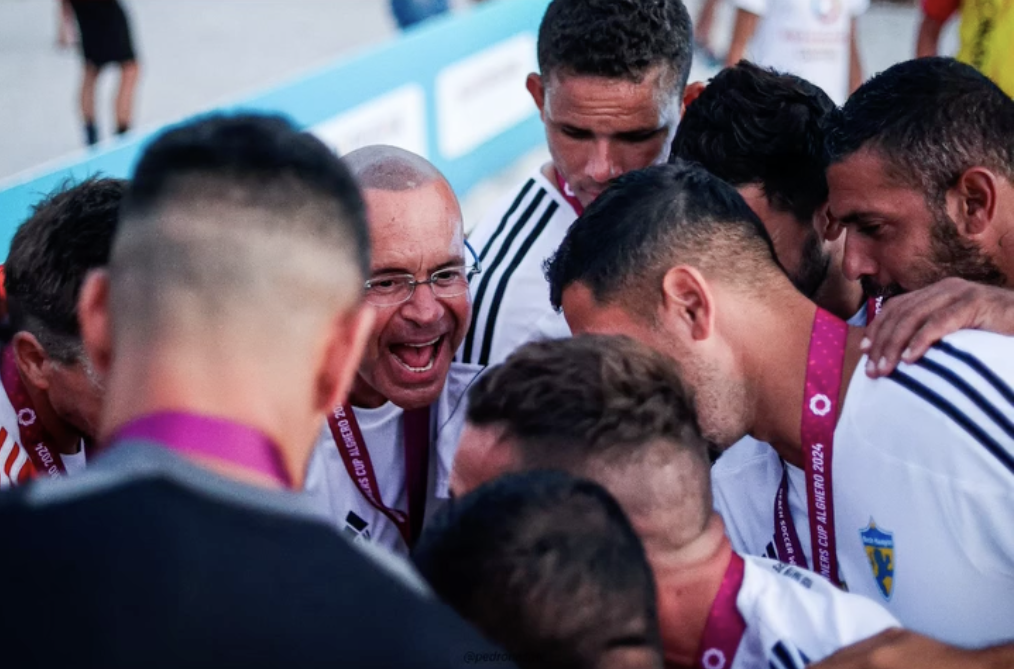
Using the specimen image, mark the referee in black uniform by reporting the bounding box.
[65,0,140,146]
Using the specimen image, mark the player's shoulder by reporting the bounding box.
[844,330,1014,475]
[740,555,900,658]
[468,167,568,243]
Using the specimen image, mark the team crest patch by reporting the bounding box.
[859,518,894,600]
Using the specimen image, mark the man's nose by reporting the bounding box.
[585,140,617,184]
[400,281,445,325]
[842,231,879,283]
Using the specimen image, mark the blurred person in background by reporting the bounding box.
[416,470,665,669]
[916,0,1013,97]
[65,0,140,146]
[693,0,725,65]
[305,145,483,557]
[390,0,450,30]
[458,0,693,369]
[0,177,122,489]
[724,0,866,104]
[0,114,507,668]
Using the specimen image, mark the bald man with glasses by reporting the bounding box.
[304,145,485,557]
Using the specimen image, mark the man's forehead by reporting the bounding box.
[827,151,929,219]
[545,67,679,119]
[562,284,639,333]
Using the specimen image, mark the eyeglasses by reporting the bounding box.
[363,240,483,307]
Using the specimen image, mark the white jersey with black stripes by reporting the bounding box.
[458,168,577,367]
[727,555,898,669]
[832,330,1014,645]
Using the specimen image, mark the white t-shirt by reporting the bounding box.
[717,330,1014,646]
[833,331,1014,646]
[304,362,484,556]
[0,385,86,489]
[713,304,868,567]
[734,0,869,104]
[457,168,577,368]
[722,554,899,669]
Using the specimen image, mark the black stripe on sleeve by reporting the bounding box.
[461,188,547,364]
[477,201,559,366]
[914,357,1014,440]
[478,179,536,262]
[887,368,1014,475]
[931,341,1014,408]
[771,641,805,669]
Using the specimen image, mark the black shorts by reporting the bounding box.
[70,0,137,67]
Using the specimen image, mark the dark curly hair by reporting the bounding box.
[537,0,693,92]
[671,61,835,225]
[5,177,125,362]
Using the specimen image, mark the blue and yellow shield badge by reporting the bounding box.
[859,518,894,600]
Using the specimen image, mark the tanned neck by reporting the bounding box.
[740,291,866,468]
[21,377,81,455]
[100,344,318,489]
[652,515,734,669]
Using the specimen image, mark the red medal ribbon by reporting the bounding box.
[696,552,747,669]
[866,296,882,324]
[327,404,432,547]
[554,168,584,216]
[0,347,67,480]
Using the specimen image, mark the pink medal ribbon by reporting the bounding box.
[696,552,747,669]
[772,308,848,586]
[0,346,67,480]
[554,168,584,216]
[112,411,293,488]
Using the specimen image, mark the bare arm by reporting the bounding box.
[916,15,945,57]
[849,19,863,94]
[726,9,760,67]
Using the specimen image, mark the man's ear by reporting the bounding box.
[317,303,376,412]
[824,209,845,243]
[950,167,997,237]
[660,266,715,342]
[682,81,706,115]
[77,269,113,380]
[12,331,50,391]
[526,72,547,119]
[813,202,833,240]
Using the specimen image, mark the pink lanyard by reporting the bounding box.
[554,168,584,215]
[696,553,748,669]
[326,404,431,547]
[0,346,67,479]
[113,411,293,488]
[771,308,847,587]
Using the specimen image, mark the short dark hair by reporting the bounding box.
[825,57,1014,204]
[468,334,708,470]
[671,61,835,224]
[414,470,661,669]
[546,162,781,312]
[5,177,125,362]
[537,0,693,93]
[123,113,370,279]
